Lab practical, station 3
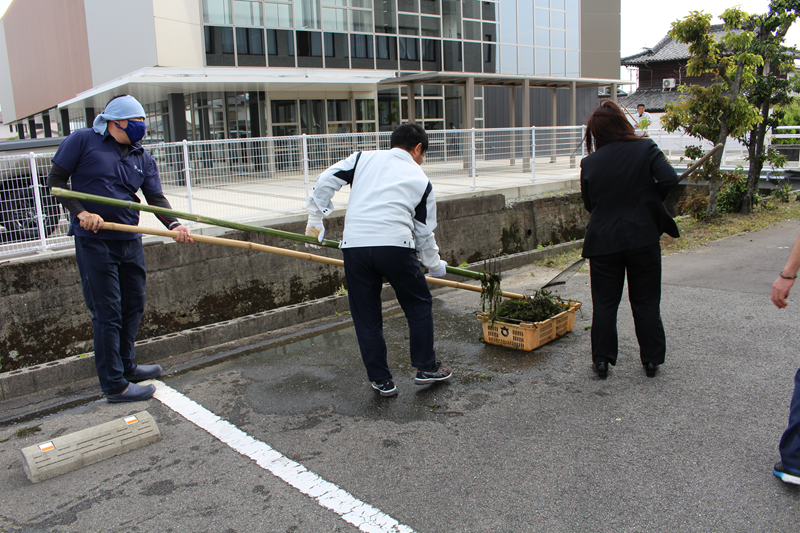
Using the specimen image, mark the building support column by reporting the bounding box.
[570,81,577,126]
[610,82,618,103]
[17,122,25,139]
[60,109,71,137]
[522,79,531,172]
[509,85,516,166]
[549,87,557,163]
[28,118,37,139]
[167,93,187,142]
[84,107,95,129]
[406,83,415,123]
[570,81,577,168]
[42,111,52,137]
[466,76,475,128]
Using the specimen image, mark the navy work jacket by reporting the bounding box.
[52,128,163,240]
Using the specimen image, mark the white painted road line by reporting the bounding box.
[150,381,415,533]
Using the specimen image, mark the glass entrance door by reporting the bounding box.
[299,100,325,134]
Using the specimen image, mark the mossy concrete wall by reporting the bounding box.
[0,192,595,371]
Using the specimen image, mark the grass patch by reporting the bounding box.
[661,202,800,254]
[15,425,41,438]
[534,202,800,270]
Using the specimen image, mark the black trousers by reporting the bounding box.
[342,246,437,383]
[588,243,666,366]
[75,236,147,394]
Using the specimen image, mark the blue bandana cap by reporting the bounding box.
[92,95,146,135]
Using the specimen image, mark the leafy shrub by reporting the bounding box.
[717,170,747,213]
[773,181,795,202]
[678,190,710,220]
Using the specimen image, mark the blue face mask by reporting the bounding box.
[115,120,146,144]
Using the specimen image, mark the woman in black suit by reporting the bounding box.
[580,100,680,379]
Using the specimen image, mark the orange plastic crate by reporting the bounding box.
[478,301,581,351]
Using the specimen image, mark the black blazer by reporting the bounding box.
[580,138,679,258]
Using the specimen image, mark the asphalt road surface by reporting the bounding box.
[2,221,800,532]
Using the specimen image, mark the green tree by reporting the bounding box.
[662,9,762,216]
[739,0,800,213]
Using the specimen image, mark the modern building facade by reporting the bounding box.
[0,0,624,142]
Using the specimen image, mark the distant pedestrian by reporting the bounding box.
[580,100,679,379]
[47,95,194,403]
[632,104,652,134]
[770,228,800,485]
[305,123,452,397]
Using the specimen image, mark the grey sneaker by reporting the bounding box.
[415,362,453,385]
[371,380,397,397]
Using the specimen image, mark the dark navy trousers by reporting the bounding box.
[342,246,437,383]
[780,368,800,471]
[75,236,146,394]
[588,243,666,366]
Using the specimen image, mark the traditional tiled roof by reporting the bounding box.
[621,24,728,65]
[616,88,682,113]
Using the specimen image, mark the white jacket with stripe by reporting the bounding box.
[306,147,444,271]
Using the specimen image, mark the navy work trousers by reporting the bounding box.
[780,367,800,471]
[75,236,146,394]
[588,243,666,366]
[342,246,436,383]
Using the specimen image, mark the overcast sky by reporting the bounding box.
[621,0,800,57]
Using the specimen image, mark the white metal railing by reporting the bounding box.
[0,125,772,259]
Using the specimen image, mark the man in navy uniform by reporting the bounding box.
[48,95,193,402]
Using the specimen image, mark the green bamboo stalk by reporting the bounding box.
[50,187,487,281]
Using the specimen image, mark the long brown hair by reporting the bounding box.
[584,100,642,154]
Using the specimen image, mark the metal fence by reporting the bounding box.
[0,125,771,259]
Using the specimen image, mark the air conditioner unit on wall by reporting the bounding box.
[663,78,677,89]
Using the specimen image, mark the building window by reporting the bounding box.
[442,0,461,39]
[373,0,397,34]
[398,14,419,35]
[265,2,293,27]
[297,31,323,67]
[267,29,295,66]
[297,31,323,56]
[203,0,232,24]
[399,37,418,60]
[350,9,372,32]
[234,0,262,25]
[351,34,374,68]
[352,34,373,58]
[297,0,321,29]
[237,27,266,65]
[205,26,236,66]
[322,7,347,31]
[324,32,350,68]
[421,16,440,37]
[236,28,265,54]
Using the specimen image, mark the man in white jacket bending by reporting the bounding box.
[306,123,452,397]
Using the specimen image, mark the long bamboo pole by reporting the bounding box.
[50,188,487,282]
[102,222,528,300]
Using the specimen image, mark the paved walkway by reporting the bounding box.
[2,220,800,532]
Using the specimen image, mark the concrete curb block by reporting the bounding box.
[0,240,583,402]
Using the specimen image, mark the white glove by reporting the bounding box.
[305,223,325,249]
[428,261,447,278]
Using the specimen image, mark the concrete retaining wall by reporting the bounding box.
[0,191,592,372]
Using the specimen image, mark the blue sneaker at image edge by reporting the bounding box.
[773,462,800,485]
